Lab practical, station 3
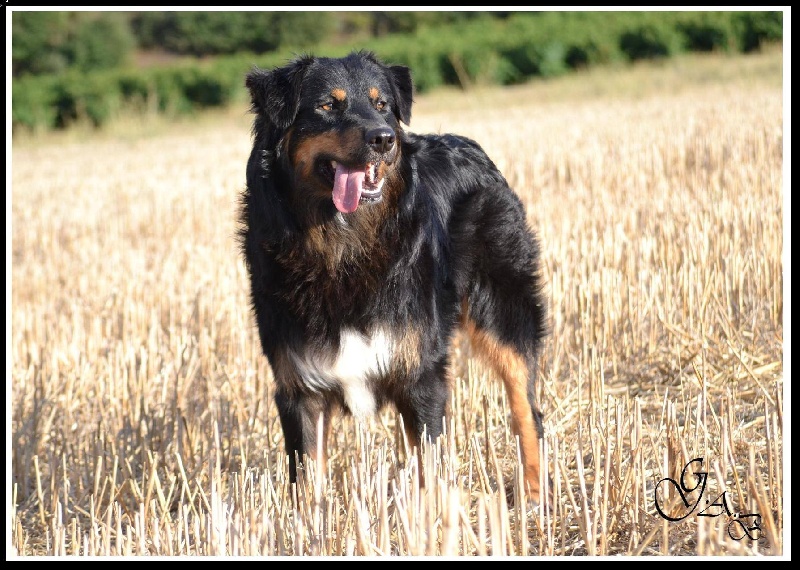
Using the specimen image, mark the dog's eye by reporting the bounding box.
[318,102,333,112]
[376,100,387,111]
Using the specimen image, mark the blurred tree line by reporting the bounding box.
[11,10,783,133]
[12,12,135,76]
[12,11,493,78]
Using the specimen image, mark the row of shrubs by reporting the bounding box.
[12,11,782,133]
[11,11,493,77]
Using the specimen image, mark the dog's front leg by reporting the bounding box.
[395,365,450,485]
[274,389,332,484]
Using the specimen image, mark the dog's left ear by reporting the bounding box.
[246,55,315,130]
[388,65,413,126]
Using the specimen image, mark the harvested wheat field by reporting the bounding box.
[9,48,785,557]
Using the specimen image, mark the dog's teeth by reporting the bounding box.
[331,160,338,169]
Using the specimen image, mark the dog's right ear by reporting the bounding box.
[246,55,315,130]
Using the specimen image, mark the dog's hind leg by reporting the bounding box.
[274,390,334,484]
[454,189,549,505]
[464,320,547,504]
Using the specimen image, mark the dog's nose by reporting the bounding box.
[365,127,395,153]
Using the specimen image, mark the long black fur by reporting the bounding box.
[240,51,548,490]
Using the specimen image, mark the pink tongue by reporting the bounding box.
[332,164,365,213]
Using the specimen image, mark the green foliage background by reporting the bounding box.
[11,10,783,133]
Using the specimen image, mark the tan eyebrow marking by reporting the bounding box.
[369,87,379,99]
[331,88,347,101]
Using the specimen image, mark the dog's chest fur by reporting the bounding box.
[288,327,398,420]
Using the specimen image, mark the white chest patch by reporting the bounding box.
[289,328,396,421]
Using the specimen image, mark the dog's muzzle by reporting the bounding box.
[331,126,396,214]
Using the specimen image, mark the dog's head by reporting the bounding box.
[246,51,413,215]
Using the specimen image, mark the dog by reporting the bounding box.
[240,51,549,504]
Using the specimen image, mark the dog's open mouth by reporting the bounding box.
[330,161,385,214]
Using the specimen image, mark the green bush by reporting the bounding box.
[369,11,480,36]
[733,11,783,52]
[677,12,737,52]
[12,12,134,77]
[12,12,71,76]
[129,12,332,56]
[68,13,135,72]
[51,71,123,128]
[136,12,276,55]
[179,68,233,107]
[12,75,60,132]
[503,42,570,80]
[619,24,684,61]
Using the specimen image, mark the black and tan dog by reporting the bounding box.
[241,51,549,503]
